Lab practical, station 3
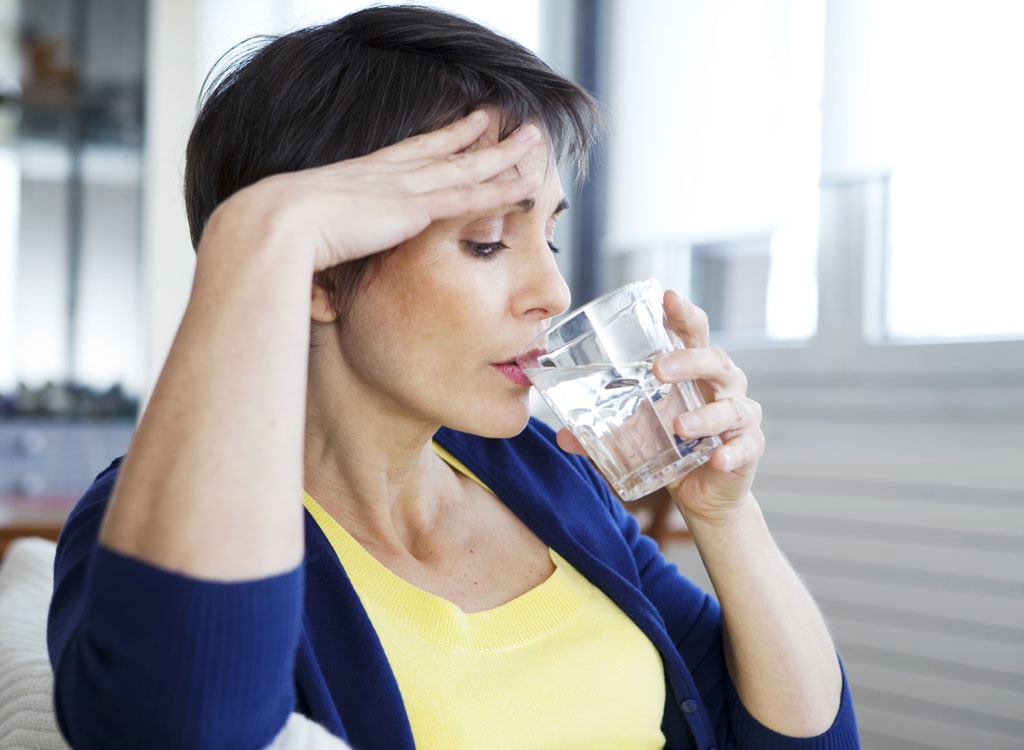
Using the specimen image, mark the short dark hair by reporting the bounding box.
[184,4,602,315]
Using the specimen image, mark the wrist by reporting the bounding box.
[676,491,764,537]
[199,182,318,277]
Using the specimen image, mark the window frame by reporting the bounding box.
[724,167,1024,385]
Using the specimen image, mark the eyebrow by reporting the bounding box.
[514,196,571,215]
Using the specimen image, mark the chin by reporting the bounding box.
[444,399,532,439]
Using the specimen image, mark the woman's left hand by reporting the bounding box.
[556,289,764,524]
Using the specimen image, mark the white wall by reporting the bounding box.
[605,0,822,249]
[139,0,198,402]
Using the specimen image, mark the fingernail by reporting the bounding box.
[466,110,487,124]
[718,449,732,472]
[657,357,682,379]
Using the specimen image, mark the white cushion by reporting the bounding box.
[265,713,351,750]
[0,536,350,750]
[0,537,69,749]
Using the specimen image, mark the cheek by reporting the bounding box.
[361,289,466,374]
[416,270,497,334]
[356,245,507,362]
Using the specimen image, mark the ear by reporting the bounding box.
[311,281,339,323]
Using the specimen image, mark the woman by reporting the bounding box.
[47,6,859,749]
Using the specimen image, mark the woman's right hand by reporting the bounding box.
[204,110,543,272]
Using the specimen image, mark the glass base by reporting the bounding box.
[608,434,722,502]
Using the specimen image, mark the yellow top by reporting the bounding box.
[303,443,666,749]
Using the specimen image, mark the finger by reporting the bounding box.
[555,428,586,455]
[405,123,542,193]
[673,396,762,441]
[414,168,543,223]
[663,290,709,349]
[652,346,747,393]
[708,427,765,474]
[375,109,492,162]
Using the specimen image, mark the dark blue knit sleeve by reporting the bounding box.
[47,459,304,750]
[603,488,860,749]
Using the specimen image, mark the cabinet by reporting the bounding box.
[0,418,134,552]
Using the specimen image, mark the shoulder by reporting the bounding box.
[69,457,123,518]
[53,457,124,580]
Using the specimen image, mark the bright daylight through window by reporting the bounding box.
[870,1,1024,341]
[603,0,824,345]
[605,0,1024,348]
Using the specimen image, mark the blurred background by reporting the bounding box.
[0,0,1021,747]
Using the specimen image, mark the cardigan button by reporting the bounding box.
[680,699,698,713]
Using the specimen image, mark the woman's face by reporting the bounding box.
[328,125,571,439]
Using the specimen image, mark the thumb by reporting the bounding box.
[555,428,587,455]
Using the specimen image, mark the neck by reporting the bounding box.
[302,369,457,556]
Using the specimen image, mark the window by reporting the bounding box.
[864,2,1024,342]
[598,0,824,346]
[590,0,1024,376]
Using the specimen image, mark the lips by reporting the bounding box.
[514,347,545,370]
[493,360,533,387]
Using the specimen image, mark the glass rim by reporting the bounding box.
[518,278,662,362]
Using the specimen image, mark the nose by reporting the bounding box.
[512,239,571,320]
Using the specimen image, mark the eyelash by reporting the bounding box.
[463,241,561,259]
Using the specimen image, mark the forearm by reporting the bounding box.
[683,495,842,737]
[100,201,315,579]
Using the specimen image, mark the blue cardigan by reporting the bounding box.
[48,418,859,749]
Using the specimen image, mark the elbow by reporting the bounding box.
[52,650,292,750]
